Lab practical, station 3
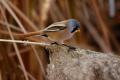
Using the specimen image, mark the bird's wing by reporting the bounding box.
[43,21,67,32]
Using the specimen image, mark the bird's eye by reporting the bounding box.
[76,22,80,28]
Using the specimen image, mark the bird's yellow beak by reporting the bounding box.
[75,29,80,33]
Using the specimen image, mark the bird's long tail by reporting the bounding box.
[17,30,44,39]
[0,30,44,40]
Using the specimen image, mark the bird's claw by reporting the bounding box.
[62,44,76,50]
[51,42,59,45]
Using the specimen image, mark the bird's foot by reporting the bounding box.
[51,42,60,45]
[62,44,76,50]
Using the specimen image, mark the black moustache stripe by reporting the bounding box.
[71,27,78,33]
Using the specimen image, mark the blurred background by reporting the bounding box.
[0,0,120,80]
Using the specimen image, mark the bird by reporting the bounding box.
[19,19,80,44]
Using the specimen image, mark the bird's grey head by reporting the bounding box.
[66,19,80,33]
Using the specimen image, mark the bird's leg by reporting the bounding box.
[50,40,64,45]
[62,44,76,50]
[51,42,59,45]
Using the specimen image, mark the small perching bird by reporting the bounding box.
[19,19,80,44]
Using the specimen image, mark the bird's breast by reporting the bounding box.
[45,29,73,43]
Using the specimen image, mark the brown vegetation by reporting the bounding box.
[0,0,120,80]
